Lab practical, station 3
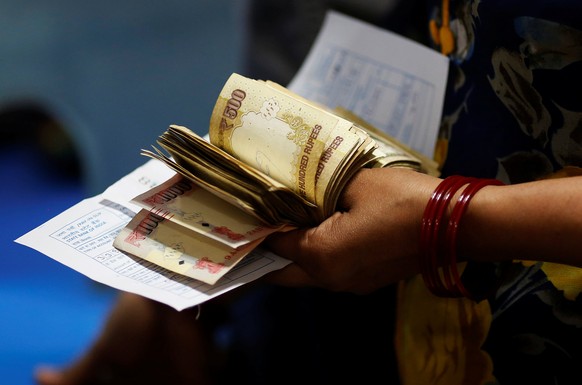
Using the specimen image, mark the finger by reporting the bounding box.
[264,227,308,262]
[34,367,65,385]
[35,346,110,385]
[336,168,368,210]
[262,262,319,287]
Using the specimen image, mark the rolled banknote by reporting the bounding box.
[209,73,359,207]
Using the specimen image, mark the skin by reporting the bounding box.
[266,167,582,292]
[35,167,582,384]
[35,292,217,385]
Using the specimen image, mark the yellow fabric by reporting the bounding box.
[520,261,582,301]
[396,275,496,385]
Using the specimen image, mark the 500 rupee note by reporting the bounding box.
[209,73,356,205]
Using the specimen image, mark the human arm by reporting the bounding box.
[35,292,215,385]
[457,171,582,267]
[265,167,582,293]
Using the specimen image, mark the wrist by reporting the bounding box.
[419,176,505,299]
[455,184,506,263]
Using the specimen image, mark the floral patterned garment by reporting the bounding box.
[396,1,582,384]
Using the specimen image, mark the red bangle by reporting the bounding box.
[420,176,504,299]
[420,176,473,296]
[443,178,504,299]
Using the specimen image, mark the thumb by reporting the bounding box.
[262,227,323,287]
[265,211,344,267]
[265,210,348,268]
[262,261,319,287]
[264,227,310,262]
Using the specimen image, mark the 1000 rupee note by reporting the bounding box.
[131,173,283,249]
[113,209,262,285]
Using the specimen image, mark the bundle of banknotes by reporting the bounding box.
[113,73,438,285]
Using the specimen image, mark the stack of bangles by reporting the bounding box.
[420,175,504,300]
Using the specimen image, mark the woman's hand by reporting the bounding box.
[265,167,440,294]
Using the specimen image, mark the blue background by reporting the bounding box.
[0,1,245,383]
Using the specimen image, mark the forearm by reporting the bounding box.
[458,176,582,267]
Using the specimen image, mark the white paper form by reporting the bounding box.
[288,11,449,158]
[15,160,290,311]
